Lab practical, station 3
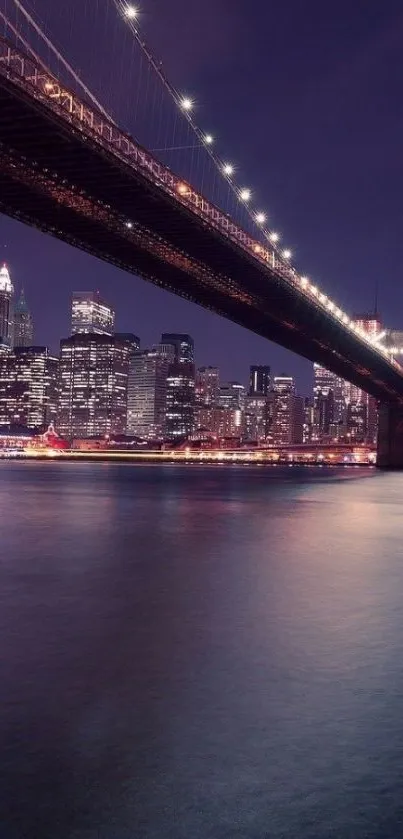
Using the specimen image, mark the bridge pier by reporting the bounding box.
[377,403,403,468]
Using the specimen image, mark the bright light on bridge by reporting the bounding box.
[240,188,251,202]
[223,163,234,176]
[124,5,138,19]
[204,134,214,145]
[282,249,292,260]
[269,232,280,243]
[255,212,267,224]
[180,97,193,111]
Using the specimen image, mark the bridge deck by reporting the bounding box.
[0,40,402,402]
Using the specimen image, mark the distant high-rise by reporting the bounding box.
[127,345,174,439]
[58,332,138,438]
[13,288,34,348]
[0,264,14,349]
[165,361,196,440]
[0,346,58,428]
[71,291,115,336]
[313,363,345,441]
[272,376,303,445]
[249,365,271,396]
[160,333,194,363]
[195,366,220,406]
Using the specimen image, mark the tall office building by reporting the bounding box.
[0,264,14,349]
[195,366,220,406]
[272,376,303,445]
[249,365,271,396]
[58,333,138,438]
[161,333,195,440]
[0,347,58,428]
[313,363,345,440]
[160,333,194,363]
[343,314,381,443]
[71,291,115,336]
[13,288,34,348]
[165,361,196,440]
[244,394,271,442]
[127,345,174,439]
[218,381,246,410]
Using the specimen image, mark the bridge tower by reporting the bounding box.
[377,404,403,468]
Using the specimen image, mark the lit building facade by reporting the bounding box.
[165,361,196,440]
[58,333,138,438]
[161,333,194,363]
[272,376,303,445]
[0,264,14,349]
[13,288,34,348]
[249,365,271,396]
[313,363,345,440]
[127,345,174,439]
[243,394,271,442]
[0,347,58,428]
[71,291,115,336]
[195,366,220,406]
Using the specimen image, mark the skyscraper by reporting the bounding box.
[58,333,138,438]
[13,288,34,348]
[165,361,196,440]
[249,365,271,396]
[127,345,174,439]
[195,366,220,406]
[272,376,303,445]
[161,333,195,440]
[313,363,345,441]
[0,347,58,428]
[0,264,14,349]
[160,333,194,363]
[71,291,115,336]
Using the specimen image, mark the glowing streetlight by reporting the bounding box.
[240,188,251,202]
[204,134,214,145]
[269,232,280,243]
[126,221,133,229]
[282,249,292,260]
[223,163,234,176]
[255,212,267,225]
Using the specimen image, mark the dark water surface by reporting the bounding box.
[1,462,403,838]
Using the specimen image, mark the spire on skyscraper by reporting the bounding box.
[14,285,34,348]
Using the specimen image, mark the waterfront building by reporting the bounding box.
[127,344,174,439]
[0,264,14,349]
[272,376,303,445]
[71,291,115,336]
[0,346,59,428]
[13,288,34,348]
[58,332,138,438]
[249,365,271,396]
[194,405,243,440]
[195,366,220,406]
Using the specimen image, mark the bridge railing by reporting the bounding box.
[0,36,400,373]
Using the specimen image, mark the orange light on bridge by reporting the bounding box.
[177,182,190,196]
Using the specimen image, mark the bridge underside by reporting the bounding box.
[1,70,403,407]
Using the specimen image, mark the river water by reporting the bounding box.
[1,462,403,838]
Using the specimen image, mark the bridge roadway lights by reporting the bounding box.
[377,403,403,468]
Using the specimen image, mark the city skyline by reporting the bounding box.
[0,259,315,395]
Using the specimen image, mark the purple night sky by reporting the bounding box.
[1,0,403,394]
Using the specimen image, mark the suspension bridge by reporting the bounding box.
[0,0,402,465]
